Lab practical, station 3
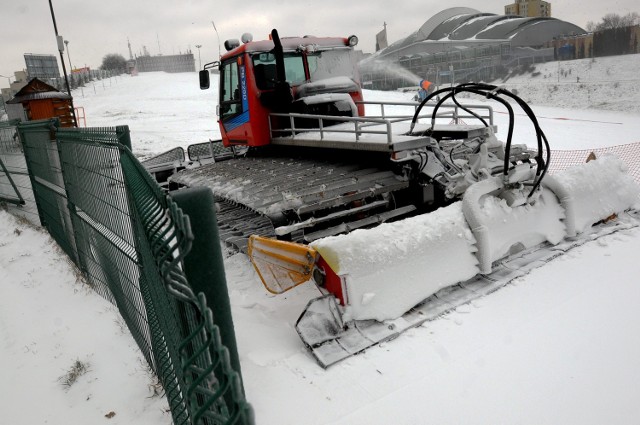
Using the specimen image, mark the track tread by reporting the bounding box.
[171,152,413,250]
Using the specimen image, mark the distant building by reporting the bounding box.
[1,71,28,104]
[505,0,551,18]
[24,54,60,80]
[362,7,582,90]
[135,53,196,73]
[548,24,640,60]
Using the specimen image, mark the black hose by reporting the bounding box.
[450,86,489,127]
[410,83,551,197]
[455,85,515,179]
[409,87,454,133]
[468,82,550,196]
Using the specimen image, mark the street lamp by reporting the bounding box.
[64,39,73,71]
[195,44,202,70]
[0,74,15,88]
[0,74,14,115]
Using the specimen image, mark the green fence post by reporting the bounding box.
[170,186,244,388]
[115,125,132,151]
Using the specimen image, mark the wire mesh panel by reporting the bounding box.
[18,120,253,425]
[0,122,24,205]
[55,126,156,368]
[187,140,235,162]
[0,120,39,224]
[140,147,187,188]
[141,146,186,168]
[121,150,253,425]
[19,119,79,262]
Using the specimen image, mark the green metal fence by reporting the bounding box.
[0,120,24,206]
[0,120,38,224]
[18,119,253,425]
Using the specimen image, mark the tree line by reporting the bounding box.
[586,12,639,32]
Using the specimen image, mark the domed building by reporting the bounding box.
[361,7,585,90]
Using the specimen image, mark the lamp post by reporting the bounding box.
[0,74,14,114]
[64,39,73,71]
[47,0,77,126]
[195,44,202,69]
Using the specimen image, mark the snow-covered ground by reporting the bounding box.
[2,54,640,424]
[0,212,171,424]
[496,54,640,114]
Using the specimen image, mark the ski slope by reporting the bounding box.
[2,54,640,424]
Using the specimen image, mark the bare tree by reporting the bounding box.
[586,12,640,32]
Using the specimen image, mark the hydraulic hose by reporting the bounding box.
[410,83,551,197]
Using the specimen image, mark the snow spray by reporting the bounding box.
[360,57,422,86]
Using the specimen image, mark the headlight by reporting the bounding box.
[347,35,358,47]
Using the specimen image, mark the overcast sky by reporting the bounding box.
[1,0,638,87]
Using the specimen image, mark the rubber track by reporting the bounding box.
[215,198,275,252]
[171,153,410,251]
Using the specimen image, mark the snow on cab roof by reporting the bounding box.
[221,36,350,58]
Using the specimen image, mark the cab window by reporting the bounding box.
[252,52,306,89]
[220,58,242,121]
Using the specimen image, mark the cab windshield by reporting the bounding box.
[307,49,357,82]
[251,48,356,89]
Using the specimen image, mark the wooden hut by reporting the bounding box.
[6,78,76,127]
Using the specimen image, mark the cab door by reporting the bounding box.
[219,56,250,144]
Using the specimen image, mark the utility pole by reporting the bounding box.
[127,38,134,60]
[48,0,77,126]
[211,21,221,59]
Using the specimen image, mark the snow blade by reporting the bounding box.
[298,210,639,368]
[247,235,318,294]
